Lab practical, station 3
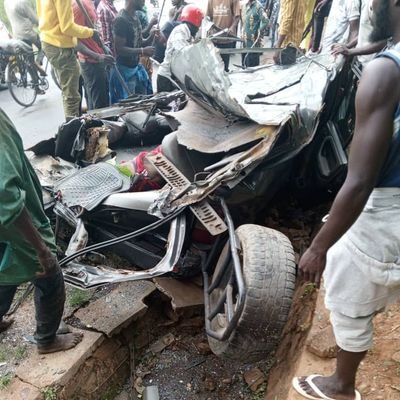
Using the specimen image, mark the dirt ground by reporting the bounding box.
[2,192,400,399]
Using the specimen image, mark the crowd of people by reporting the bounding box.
[1,3,400,400]
[0,0,390,120]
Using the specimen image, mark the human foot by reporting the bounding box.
[0,318,14,333]
[292,374,361,400]
[56,320,71,335]
[37,332,83,354]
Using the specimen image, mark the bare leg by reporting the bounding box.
[299,348,367,399]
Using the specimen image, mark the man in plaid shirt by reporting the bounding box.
[97,0,118,54]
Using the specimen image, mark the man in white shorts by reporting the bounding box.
[292,0,400,398]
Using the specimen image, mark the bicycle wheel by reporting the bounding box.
[7,59,37,107]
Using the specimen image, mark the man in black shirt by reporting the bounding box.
[110,0,157,102]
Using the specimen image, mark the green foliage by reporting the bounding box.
[251,384,267,400]
[14,345,27,361]
[68,287,92,308]
[41,386,58,400]
[0,373,12,390]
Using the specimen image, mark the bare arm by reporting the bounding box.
[76,41,114,64]
[114,34,154,57]
[347,18,360,46]
[15,208,58,277]
[299,57,400,284]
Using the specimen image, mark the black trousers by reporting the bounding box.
[311,0,333,52]
[80,61,109,110]
[242,52,260,68]
[215,42,236,72]
[0,269,65,345]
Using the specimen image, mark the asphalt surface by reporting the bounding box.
[0,77,64,149]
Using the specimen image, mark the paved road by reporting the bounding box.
[0,0,205,149]
[0,78,64,149]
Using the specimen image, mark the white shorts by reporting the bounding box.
[324,188,400,351]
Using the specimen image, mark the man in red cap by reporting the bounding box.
[156,4,203,92]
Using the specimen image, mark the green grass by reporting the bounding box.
[249,383,267,400]
[68,288,92,308]
[0,373,12,390]
[41,386,58,400]
[14,345,27,361]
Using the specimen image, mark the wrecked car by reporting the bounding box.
[30,39,357,362]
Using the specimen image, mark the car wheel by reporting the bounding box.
[207,224,296,362]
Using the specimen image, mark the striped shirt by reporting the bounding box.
[97,0,118,53]
[278,0,306,47]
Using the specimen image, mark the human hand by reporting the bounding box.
[149,16,158,27]
[142,46,155,57]
[36,247,60,278]
[98,53,115,65]
[150,26,160,38]
[103,45,113,56]
[273,49,281,64]
[298,246,327,286]
[92,30,101,43]
[331,43,350,57]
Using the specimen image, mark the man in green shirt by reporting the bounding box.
[0,109,82,353]
[242,0,269,67]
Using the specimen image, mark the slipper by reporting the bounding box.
[292,374,362,400]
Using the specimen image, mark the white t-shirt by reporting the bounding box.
[158,23,192,79]
[357,0,374,65]
[322,0,362,50]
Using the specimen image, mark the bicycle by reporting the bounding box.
[6,49,60,107]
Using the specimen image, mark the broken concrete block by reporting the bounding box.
[153,277,203,314]
[16,329,103,388]
[74,281,156,337]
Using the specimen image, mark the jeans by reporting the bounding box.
[43,42,81,118]
[0,268,65,345]
[80,61,109,110]
[215,42,236,72]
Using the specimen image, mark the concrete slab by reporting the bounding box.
[74,281,156,337]
[153,277,204,312]
[16,329,104,388]
[1,378,42,400]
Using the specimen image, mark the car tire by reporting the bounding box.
[207,224,296,362]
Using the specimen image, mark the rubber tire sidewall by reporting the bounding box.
[207,224,296,362]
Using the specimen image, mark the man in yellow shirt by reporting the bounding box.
[275,0,306,48]
[36,0,97,118]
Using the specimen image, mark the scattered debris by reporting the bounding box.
[307,325,338,359]
[148,333,175,354]
[143,385,160,400]
[243,368,265,392]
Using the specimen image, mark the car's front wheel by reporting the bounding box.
[207,224,296,362]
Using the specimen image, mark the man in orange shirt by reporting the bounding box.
[73,0,114,110]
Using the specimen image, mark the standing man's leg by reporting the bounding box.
[80,62,109,110]
[0,285,18,332]
[43,43,81,119]
[215,42,235,72]
[311,1,332,52]
[33,266,81,353]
